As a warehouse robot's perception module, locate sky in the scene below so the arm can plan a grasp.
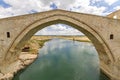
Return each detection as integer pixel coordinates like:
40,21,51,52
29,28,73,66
0,0,120,35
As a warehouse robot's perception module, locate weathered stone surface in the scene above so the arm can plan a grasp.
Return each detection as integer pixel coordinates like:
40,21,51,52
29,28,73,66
19,53,37,66
0,53,37,80
0,73,3,78
19,52,37,60
0,73,13,80
23,59,34,66
0,9,120,79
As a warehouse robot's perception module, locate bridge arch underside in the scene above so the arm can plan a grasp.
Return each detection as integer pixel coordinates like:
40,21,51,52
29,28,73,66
7,16,114,78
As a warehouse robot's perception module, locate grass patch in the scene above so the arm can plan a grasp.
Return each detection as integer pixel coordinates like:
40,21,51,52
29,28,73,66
22,39,51,54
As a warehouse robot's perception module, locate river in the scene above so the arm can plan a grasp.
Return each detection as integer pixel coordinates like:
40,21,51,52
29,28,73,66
13,38,109,80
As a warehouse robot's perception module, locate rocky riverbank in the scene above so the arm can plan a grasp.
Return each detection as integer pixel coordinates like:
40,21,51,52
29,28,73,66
0,53,37,80
0,37,51,80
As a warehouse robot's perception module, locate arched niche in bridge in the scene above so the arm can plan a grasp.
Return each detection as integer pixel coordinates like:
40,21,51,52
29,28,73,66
6,14,114,78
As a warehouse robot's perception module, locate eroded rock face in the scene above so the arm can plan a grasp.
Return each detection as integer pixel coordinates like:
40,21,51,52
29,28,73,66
19,53,37,61
19,53,37,66
0,73,4,78
0,53,38,80
0,73,13,80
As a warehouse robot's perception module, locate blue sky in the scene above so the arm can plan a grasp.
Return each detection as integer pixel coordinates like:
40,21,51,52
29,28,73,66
0,0,120,35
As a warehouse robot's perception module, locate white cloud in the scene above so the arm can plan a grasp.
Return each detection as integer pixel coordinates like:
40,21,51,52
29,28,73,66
91,0,102,4
0,0,107,18
35,24,83,35
71,5,106,15
104,0,118,5
74,0,90,7
0,0,51,18
114,6,120,10
0,6,13,18
41,0,75,9
70,0,106,15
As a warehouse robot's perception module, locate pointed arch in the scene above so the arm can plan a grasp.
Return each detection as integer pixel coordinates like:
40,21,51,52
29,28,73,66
5,11,115,78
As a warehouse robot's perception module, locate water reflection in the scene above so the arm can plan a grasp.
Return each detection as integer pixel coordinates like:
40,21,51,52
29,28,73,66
14,38,101,80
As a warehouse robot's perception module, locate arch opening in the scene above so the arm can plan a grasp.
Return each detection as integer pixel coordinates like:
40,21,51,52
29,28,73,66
14,24,102,80
16,20,112,62
13,23,110,80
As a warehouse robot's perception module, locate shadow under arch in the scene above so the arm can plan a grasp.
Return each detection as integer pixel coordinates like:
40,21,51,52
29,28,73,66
6,14,114,78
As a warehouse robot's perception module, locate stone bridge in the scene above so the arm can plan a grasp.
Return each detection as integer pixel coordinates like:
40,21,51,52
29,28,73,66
0,9,120,80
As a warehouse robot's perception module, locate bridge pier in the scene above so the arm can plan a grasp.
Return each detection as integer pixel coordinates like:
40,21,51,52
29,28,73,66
99,57,120,80
110,62,120,80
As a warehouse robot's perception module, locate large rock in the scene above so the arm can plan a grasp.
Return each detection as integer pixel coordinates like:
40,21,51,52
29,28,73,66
0,73,3,78
19,53,37,61
0,73,13,80
0,53,38,80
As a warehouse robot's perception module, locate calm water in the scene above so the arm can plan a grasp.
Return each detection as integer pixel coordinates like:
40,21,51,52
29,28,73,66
13,38,109,80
